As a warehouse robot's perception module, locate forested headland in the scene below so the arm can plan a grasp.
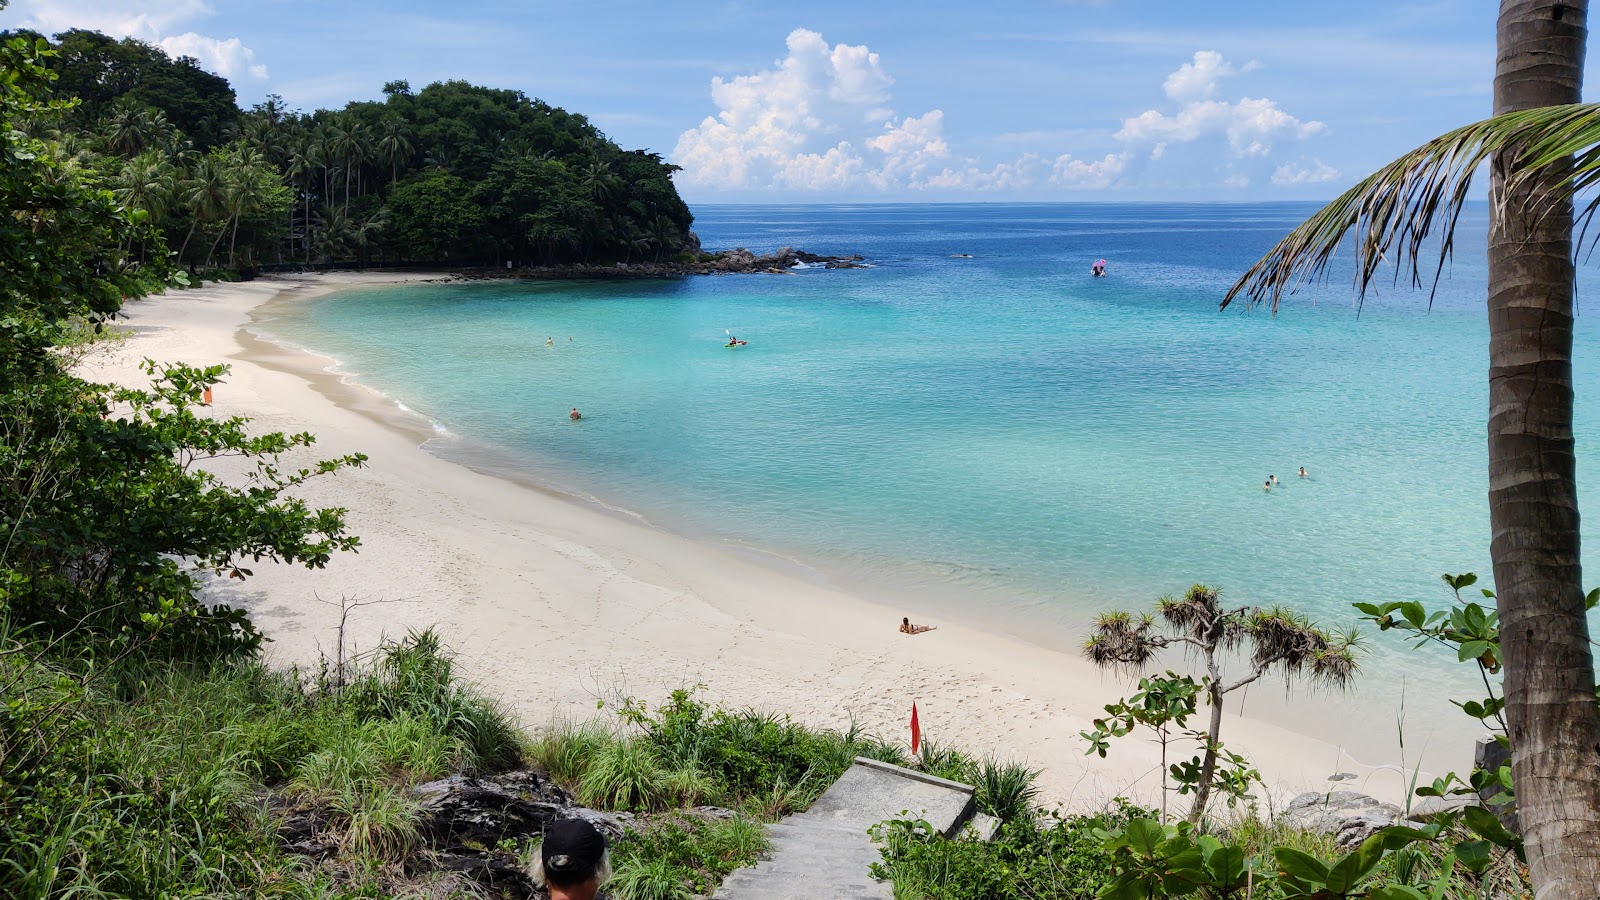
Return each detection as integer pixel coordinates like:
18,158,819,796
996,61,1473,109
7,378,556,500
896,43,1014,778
2,27,697,273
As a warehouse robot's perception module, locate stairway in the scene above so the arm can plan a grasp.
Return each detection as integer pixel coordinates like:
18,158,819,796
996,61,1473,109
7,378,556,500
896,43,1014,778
712,757,996,900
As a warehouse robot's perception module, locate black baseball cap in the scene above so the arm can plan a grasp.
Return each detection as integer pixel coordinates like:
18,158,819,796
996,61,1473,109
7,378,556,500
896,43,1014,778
542,818,607,885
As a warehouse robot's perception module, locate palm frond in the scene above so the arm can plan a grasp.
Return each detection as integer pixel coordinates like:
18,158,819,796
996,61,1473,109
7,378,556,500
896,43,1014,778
1224,102,1600,313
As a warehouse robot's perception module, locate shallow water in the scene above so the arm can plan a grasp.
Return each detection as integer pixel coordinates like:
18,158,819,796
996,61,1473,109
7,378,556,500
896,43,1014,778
262,202,1600,745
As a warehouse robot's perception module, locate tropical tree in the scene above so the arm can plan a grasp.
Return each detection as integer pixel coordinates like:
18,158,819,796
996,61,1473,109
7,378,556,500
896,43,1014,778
1083,585,1359,823
177,152,228,265
376,116,411,186
1224,2,1600,892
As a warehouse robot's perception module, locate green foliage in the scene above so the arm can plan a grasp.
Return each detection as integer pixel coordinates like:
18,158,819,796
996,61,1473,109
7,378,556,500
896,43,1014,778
0,630,523,897
1354,572,1553,835
1084,586,1356,824
872,808,1145,900
609,816,769,900
2,360,366,658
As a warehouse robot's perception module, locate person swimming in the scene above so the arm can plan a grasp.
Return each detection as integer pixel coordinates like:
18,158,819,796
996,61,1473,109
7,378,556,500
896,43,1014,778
900,616,936,635
1269,474,1279,486
547,337,554,346
1263,479,1272,492
1298,466,1308,478
569,407,581,420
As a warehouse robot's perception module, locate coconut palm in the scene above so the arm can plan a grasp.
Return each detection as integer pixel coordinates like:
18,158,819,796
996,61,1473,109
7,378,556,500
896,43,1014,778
375,117,411,186
581,159,618,201
178,155,229,266
327,118,369,212
101,98,169,156
1224,2,1600,891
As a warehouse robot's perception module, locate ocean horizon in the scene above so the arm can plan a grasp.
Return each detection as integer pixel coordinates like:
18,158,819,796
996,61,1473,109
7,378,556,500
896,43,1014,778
257,201,1600,756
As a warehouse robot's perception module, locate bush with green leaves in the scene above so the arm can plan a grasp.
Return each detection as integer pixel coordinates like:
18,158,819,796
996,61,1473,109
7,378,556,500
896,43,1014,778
608,815,769,900
871,805,1148,900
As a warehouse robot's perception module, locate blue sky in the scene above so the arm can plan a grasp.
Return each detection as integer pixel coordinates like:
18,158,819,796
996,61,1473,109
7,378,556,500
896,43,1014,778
8,1,1527,202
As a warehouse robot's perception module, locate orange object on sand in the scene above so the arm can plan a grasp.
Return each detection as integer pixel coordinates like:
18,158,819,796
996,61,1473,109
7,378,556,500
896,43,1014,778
910,702,921,756
202,387,213,406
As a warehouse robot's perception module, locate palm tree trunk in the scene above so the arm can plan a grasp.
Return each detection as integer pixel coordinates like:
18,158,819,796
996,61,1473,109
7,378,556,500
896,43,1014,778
203,219,229,270
1489,3,1600,895
177,218,200,265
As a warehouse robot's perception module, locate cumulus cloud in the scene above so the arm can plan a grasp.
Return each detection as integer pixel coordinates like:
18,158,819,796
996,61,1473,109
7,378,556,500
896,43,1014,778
158,33,268,81
13,0,269,81
1271,158,1340,186
674,29,1123,194
1117,52,1320,158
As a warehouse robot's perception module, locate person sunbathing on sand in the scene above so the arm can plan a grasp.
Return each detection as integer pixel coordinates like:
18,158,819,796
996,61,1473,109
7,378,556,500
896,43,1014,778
900,616,936,635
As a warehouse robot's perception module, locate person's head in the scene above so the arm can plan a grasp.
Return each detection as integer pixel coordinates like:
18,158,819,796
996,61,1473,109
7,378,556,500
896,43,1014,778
902,616,910,626
530,819,611,898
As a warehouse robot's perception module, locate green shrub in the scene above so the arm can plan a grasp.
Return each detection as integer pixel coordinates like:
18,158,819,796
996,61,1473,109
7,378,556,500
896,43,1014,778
609,816,769,899
337,783,422,864
580,739,673,812
528,720,617,790
608,853,694,900
971,759,1042,822
872,807,1147,900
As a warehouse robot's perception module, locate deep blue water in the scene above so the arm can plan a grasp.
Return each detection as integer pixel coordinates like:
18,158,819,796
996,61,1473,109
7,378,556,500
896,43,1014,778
261,202,1600,714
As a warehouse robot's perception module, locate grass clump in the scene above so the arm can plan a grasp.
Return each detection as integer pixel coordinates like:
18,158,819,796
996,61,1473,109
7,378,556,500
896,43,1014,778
0,627,523,899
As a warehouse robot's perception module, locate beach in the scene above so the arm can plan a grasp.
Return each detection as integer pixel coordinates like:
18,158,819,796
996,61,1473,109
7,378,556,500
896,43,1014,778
81,271,1429,812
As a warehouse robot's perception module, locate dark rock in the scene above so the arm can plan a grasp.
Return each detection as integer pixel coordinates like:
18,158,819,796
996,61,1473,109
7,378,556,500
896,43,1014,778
412,772,571,849
276,805,338,858
1278,791,1401,849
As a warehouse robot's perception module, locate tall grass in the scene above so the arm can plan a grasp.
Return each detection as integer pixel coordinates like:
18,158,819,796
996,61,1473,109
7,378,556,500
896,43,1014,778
0,627,525,899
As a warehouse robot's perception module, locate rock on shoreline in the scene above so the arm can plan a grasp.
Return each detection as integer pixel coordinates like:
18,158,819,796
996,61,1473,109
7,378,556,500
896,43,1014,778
453,246,867,281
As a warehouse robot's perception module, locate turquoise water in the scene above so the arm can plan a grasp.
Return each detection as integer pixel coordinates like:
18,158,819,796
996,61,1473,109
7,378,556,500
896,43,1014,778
263,203,1600,705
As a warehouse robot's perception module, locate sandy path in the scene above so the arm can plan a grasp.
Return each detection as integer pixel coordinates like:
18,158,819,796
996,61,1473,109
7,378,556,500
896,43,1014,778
80,272,1432,813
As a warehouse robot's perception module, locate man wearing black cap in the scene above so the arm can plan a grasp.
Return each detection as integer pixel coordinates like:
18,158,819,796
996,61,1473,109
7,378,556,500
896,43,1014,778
529,818,611,900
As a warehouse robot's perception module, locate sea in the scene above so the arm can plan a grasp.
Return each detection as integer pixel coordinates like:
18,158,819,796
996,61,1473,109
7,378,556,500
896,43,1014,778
259,202,1600,756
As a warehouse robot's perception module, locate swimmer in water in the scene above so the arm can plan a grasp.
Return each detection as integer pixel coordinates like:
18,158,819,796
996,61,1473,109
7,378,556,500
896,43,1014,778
547,337,554,346
1298,466,1308,479
569,407,581,420
1263,479,1272,492
1270,474,1279,486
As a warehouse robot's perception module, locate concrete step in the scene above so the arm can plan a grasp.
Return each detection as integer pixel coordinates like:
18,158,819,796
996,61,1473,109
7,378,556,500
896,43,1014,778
712,757,980,900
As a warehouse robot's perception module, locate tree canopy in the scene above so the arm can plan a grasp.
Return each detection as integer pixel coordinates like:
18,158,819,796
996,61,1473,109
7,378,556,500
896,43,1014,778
4,28,697,273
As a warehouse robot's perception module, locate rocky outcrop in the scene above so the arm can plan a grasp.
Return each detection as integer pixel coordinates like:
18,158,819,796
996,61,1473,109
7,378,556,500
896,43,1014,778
276,769,631,899
452,246,867,281
1277,791,1401,850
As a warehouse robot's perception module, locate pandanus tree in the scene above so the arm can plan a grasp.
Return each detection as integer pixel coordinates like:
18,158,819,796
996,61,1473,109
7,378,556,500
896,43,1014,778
1223,2,1600,893
1083,586,1359,824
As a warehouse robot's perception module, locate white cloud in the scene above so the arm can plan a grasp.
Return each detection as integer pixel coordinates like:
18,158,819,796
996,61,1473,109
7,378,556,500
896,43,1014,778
1271,158,1340,185
674,29,1125,195
14,0,268,81
159,33,268,81
1117,52,1320,158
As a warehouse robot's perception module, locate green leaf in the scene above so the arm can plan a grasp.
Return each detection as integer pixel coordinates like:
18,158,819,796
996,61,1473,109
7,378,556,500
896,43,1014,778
1457,640,1489,663
1273,848,1330,884
1587,587,1599,610
1123,819,1166,857
1203,844,1247,889
1454,839,1493,874
1463,806,1522,853
1324,840,1383,892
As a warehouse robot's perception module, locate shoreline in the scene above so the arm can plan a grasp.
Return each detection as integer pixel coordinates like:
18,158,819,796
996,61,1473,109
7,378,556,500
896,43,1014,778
84,272,1453,811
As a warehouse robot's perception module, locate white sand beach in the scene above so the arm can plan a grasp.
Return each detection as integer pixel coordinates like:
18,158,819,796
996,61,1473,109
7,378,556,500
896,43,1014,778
81,272,1430,812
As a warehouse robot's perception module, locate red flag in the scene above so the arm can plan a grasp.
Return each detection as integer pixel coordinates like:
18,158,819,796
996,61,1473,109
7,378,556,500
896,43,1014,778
910,702,921,757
